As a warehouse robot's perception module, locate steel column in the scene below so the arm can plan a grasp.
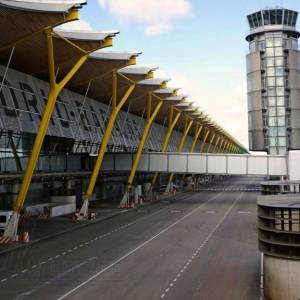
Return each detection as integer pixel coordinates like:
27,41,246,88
4,29,88,238
152,106,182,185
126,93,164,191
190,125,203,153
200,129,210,153
78,70,136,217
167,117,194,186
207,133,216,153
212,136,221,153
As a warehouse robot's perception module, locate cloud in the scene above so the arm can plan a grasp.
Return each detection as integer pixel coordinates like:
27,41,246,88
98,0,191,35
55,20,93,31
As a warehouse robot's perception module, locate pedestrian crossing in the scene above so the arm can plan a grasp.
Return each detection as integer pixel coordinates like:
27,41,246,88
199,187,260,192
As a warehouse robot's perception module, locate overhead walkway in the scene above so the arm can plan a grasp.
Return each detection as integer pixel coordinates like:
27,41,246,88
101,152,287,177
100,150,300,179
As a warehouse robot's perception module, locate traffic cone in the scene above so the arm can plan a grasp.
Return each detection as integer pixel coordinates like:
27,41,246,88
20,232,29,244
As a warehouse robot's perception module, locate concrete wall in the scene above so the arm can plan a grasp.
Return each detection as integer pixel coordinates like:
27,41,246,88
288,50,300,149
247,51,265,151
264,255,300,300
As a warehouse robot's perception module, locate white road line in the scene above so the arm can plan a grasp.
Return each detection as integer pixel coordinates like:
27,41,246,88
21,269,28,273
57,192,223,300
32,265,37,269
11,274,18,278
159,190,245,298
1,278,7,282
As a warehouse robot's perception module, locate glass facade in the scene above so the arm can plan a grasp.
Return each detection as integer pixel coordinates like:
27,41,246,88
263,33,288,154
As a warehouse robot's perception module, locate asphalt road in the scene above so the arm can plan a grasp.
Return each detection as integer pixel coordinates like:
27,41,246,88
0,176,261,300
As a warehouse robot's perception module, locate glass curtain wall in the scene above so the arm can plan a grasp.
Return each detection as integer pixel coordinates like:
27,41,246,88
263,33,287,154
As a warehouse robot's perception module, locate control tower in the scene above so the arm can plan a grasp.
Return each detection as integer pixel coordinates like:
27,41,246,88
246,8,300,155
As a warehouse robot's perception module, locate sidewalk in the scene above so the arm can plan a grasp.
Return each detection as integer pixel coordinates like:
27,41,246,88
0,190,182,256
0,207,128,255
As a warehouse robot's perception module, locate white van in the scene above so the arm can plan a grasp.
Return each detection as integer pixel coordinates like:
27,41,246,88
0,211,13,233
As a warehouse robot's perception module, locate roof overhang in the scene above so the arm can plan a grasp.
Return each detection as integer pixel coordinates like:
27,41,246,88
67,51,141,103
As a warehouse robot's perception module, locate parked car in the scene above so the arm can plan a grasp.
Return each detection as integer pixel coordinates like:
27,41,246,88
0,211,13,234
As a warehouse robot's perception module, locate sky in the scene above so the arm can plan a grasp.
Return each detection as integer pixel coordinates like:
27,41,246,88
59,0,300,149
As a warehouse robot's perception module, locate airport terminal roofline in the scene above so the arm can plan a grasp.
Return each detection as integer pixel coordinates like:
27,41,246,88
0,0,86,12
0,0,248,153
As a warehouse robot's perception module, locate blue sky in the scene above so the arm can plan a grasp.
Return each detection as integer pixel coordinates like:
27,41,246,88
66,0,300,148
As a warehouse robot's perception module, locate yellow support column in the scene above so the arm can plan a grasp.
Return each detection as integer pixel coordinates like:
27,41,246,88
200,129,210,153
121,93,164,205
226,142,231,153
218,139,225,153
207,133,216,153
212,136,221,153
78,70,136,217
152,106,182,185
190,125,203,153
223,140,229,152
4,29,89,238
167,116,194,189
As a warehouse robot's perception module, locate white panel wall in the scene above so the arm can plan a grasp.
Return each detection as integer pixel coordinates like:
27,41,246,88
187,155,206,173
248,156,268,175
268,156,287,176
207,156,227,174
102,152,289,177
169,154,187,172
288,151,300,180
228,156,247,175
149,153,168,172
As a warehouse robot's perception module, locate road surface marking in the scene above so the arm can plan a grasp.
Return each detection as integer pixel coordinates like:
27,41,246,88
159,191,245,299
57,192,224,300
11,274,18,278
16,257,97,300
1,278,7,282
21,269,28,273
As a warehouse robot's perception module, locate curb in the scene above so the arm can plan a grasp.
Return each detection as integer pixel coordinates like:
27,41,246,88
0,209,129,256
0,190,188,256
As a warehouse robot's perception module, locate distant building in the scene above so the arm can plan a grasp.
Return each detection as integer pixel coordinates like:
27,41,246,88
246,8,300,154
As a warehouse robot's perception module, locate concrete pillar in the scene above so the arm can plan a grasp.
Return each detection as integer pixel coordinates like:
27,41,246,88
264,255,300,300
